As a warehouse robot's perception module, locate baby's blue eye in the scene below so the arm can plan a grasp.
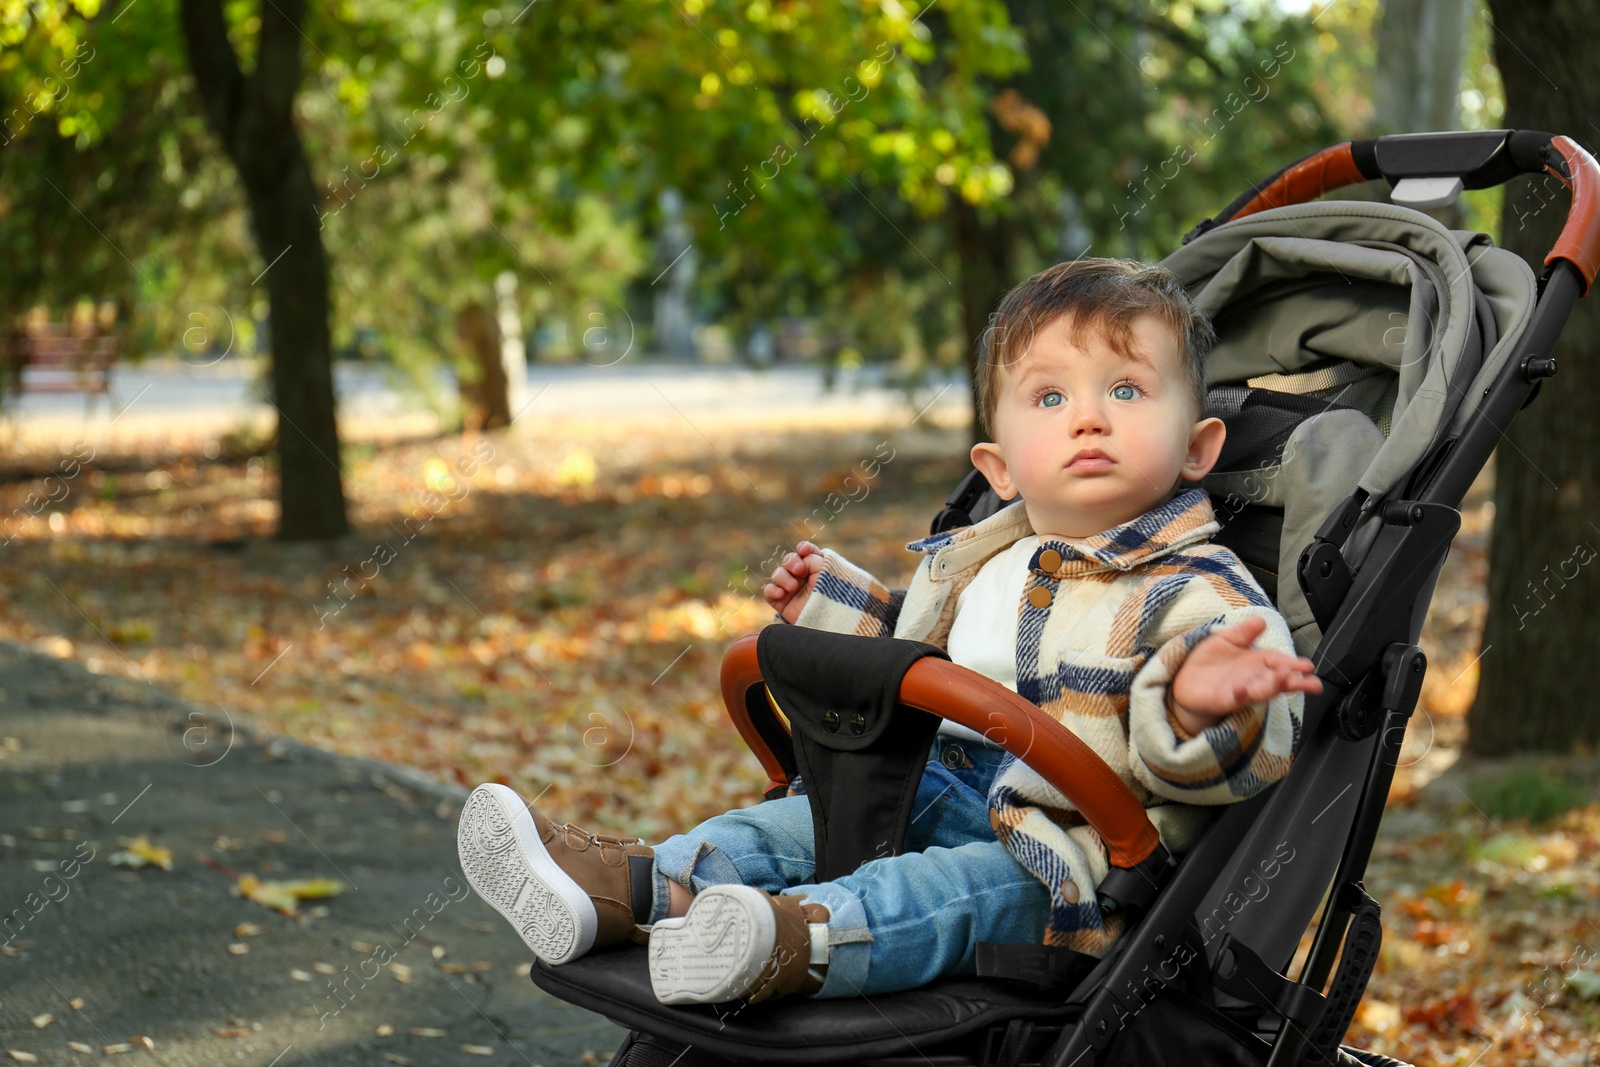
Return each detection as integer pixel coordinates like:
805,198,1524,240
1111,383,1139,401
1039,391,1064,408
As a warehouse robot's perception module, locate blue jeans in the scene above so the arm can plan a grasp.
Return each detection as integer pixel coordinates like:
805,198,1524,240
648,736,1053,998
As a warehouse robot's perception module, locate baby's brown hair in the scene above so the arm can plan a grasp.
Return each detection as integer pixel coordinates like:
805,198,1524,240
975,258,1216,439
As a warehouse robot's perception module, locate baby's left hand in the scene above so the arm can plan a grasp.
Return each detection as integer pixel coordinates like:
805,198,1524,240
1169,616,1323,736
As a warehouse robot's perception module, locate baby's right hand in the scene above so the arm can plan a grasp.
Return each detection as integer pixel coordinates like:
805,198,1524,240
764,542,826,624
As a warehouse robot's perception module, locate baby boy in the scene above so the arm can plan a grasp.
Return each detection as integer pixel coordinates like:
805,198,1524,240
457,257,1322,1007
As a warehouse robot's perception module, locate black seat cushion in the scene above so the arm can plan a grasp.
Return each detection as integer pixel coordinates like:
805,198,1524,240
529,945,1072,1064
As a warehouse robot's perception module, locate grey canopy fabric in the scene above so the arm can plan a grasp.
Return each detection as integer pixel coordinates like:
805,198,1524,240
1160,200,1538,656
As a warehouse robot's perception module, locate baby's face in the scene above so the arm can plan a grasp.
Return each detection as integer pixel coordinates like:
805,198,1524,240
970,312,1225,539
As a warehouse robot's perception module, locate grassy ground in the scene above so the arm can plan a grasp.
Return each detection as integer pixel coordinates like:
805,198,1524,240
2,412,1596,1065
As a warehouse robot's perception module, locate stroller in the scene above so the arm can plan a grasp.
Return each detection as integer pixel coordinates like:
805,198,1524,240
524,129,1600,1067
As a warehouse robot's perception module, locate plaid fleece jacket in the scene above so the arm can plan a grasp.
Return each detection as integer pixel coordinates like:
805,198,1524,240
786,486,1303,954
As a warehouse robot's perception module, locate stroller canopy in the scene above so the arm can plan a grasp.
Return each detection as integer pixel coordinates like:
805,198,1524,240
1160,199,1538,656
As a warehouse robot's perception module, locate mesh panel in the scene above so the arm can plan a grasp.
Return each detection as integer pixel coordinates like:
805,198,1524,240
1208,390,1351,474
1208,362,1395,474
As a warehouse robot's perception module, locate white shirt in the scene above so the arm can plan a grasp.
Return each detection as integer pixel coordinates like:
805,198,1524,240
938,534,1041,745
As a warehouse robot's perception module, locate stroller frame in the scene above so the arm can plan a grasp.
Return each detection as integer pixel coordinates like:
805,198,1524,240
526,129,1600,1067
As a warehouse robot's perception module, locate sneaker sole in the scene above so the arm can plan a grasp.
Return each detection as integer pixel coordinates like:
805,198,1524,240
648,884,776,1004
457,783,597,965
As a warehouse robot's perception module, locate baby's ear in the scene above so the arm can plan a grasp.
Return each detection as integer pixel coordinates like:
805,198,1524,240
1181,417,1227,482
969,442,1017,500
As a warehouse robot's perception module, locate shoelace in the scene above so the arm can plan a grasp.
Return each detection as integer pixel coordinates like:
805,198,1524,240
559,822,645,850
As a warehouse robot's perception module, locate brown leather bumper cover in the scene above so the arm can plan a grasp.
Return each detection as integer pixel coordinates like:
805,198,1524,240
720,633,1164,869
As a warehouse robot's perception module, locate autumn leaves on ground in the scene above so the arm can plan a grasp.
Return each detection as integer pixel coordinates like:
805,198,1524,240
1,413,1596,1066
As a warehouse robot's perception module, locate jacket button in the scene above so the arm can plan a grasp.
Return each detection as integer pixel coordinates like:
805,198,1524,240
1038,549,1062,572
823,710,840,732
1028,586,1053,609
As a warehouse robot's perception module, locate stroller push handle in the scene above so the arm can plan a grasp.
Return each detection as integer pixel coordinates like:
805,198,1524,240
1186,129,1600,295
719,633,1165,869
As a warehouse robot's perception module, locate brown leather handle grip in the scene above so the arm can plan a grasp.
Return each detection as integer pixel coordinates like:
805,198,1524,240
720,633,1164,869
1544,135,1600,295
1224,134,1600,297
1230,142,1368,221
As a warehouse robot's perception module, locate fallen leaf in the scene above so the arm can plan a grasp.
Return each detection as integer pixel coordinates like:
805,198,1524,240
1399,897,1434,920
1403,989,1480,1035
234,922,264,937
375,1024,394,1037
67,1042,93,1053
27,1015,50,1029
409,1027,446,1038
214,1029,250,1038
1411,920,1468,948
109,835,173,871
101,1044,132,1055
1356,999,1399,1033
462,1045,494,1056
6,1053,38,1063
227,942,250,955
234,874,346,916
384,1055,414,1066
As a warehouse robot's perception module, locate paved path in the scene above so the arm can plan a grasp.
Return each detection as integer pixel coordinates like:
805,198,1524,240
7,359,965,425
0,641,625,1066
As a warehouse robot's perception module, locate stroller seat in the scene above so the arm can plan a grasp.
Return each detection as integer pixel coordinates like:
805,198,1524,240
526,129,1600,1067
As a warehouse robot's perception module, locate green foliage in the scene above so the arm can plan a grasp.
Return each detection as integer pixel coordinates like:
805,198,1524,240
1467,765,1588,825
4,0,1508,399
0,0,257,356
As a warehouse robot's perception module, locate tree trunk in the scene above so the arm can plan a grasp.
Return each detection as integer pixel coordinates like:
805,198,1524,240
1373,0,1468,136
1467,0,1600,754
455,298,511,432
179,0,348,540
952,197,1017,450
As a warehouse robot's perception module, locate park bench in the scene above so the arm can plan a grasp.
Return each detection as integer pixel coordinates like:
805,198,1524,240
1,323,117,413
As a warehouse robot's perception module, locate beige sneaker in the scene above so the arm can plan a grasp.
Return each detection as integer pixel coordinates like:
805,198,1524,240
457,783,654,964
647,884,829,1005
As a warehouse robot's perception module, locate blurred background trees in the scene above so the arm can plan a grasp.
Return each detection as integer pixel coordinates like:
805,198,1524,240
8,0,1598,762
5,0,1422,537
